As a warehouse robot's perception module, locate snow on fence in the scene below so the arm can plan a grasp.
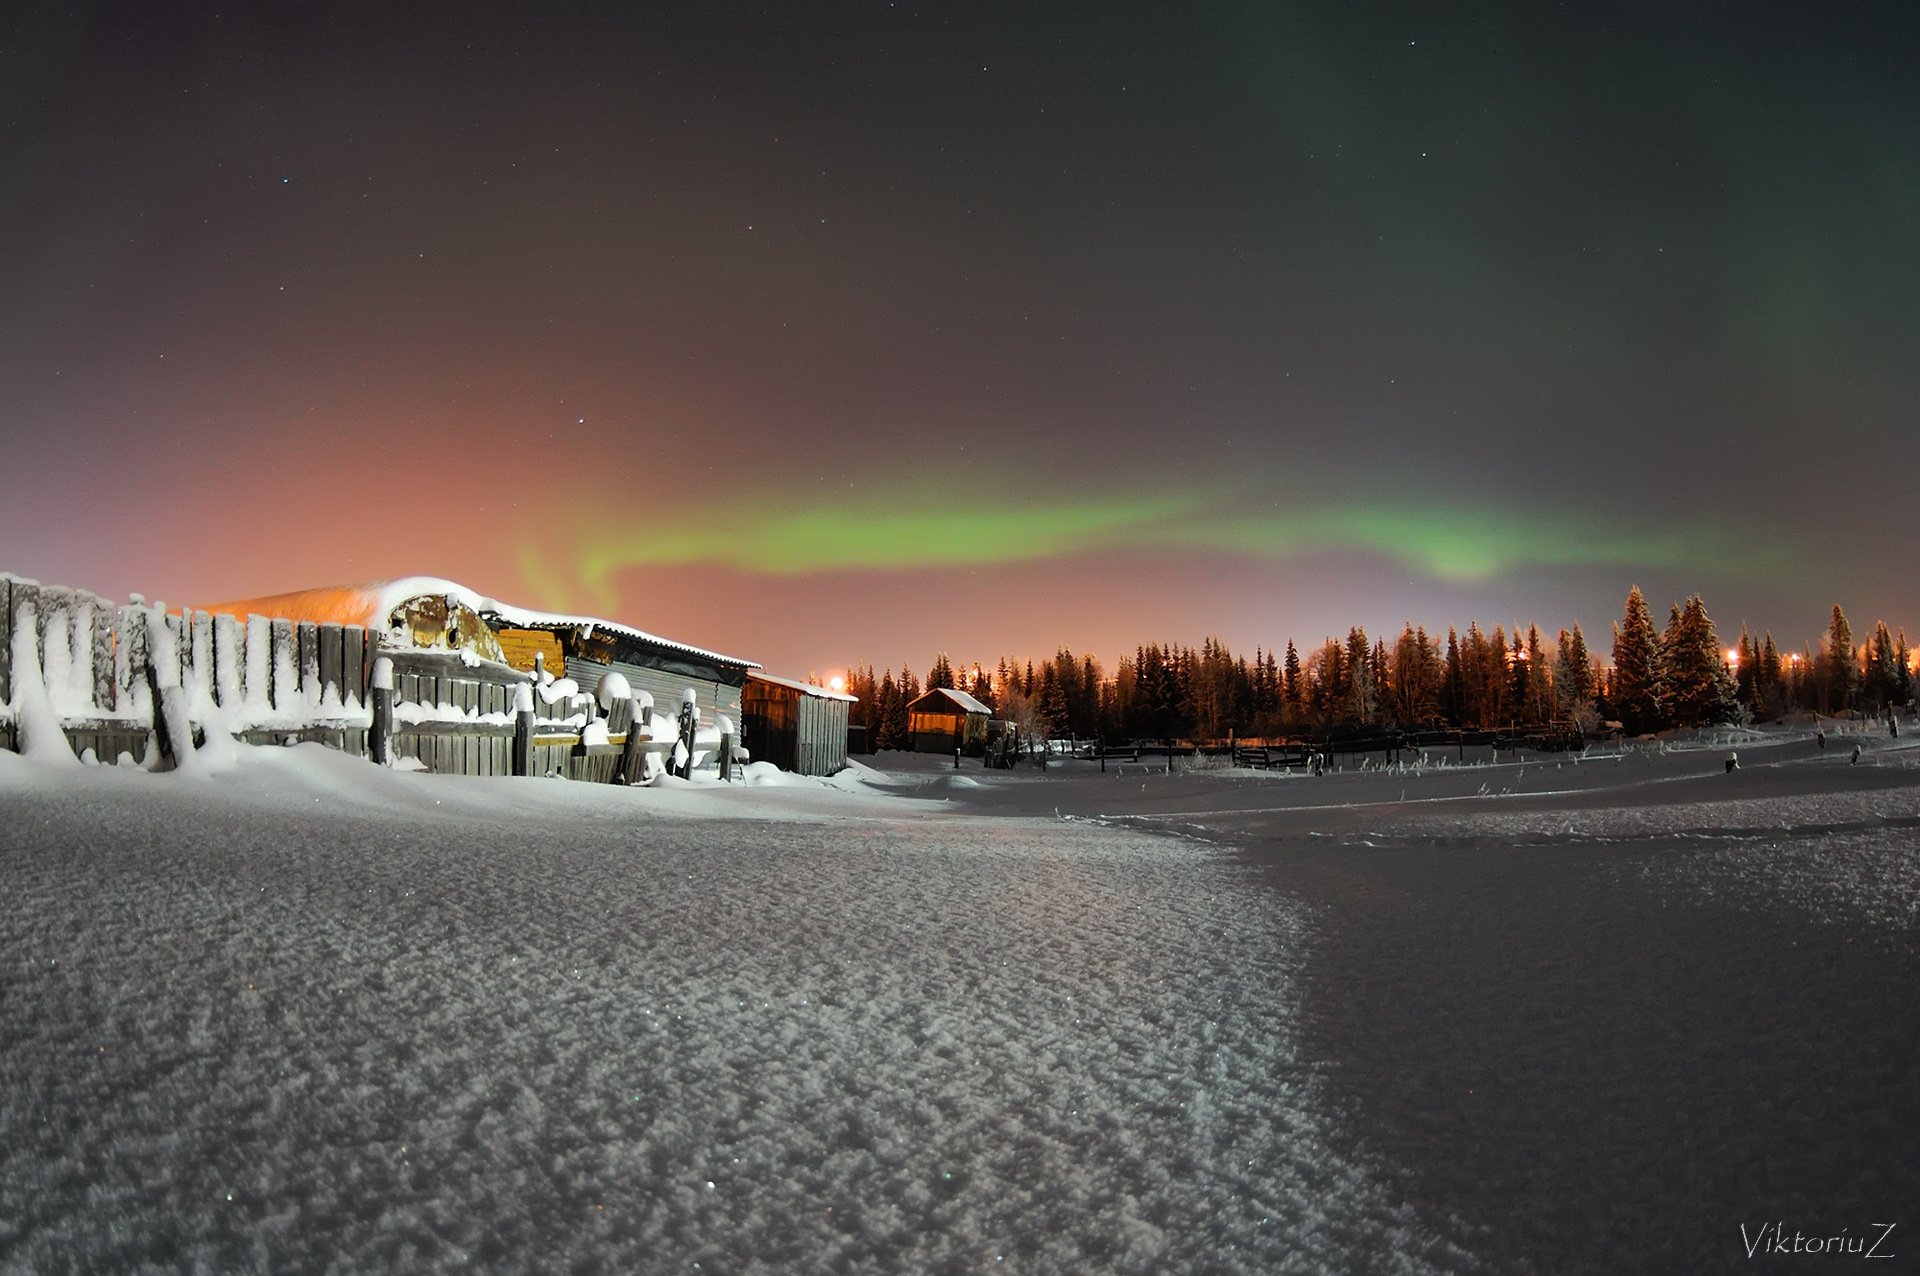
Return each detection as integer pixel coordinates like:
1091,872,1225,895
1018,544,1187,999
1,573,735,782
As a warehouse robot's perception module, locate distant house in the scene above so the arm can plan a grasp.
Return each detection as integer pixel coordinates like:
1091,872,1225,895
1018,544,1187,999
741,673,856,776
907,686,991,755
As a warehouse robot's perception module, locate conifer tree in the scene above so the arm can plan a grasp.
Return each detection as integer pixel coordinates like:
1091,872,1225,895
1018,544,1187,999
1371,638,1392,723
969,664,994,711
1734,627,1757,714
1825,605,1857,714
1080,654,1102,736
1663,595,1740,726
1523,625,1553,724
1757,633,1785,718
1554,626,1596,719
926,653,955,691
1282,640,1303,726
850,664,878,731
1344,628,1376,725
874,670,901,750
1610,586,1666,733
1864,621,1899,709
1036,662,1067,737
1442,627,1465,726
1386,624,1438,728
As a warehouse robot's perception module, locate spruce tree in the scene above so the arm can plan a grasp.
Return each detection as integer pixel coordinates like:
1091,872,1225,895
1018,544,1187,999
1610,586,1666,733
969,665,994,711
1282,640,1303,725
1825,605,1858,714
875,670,901,750
1758,633,1785,719
1344,628,1375,726
1734,627,1757,715
1664,595,1740,726
1524,625,1552,724
1865,622,1899,709
1554,625,1596,719
1442,628,1465,726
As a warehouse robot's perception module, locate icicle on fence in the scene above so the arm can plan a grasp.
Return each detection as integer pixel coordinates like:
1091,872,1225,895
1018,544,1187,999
0,573,716,782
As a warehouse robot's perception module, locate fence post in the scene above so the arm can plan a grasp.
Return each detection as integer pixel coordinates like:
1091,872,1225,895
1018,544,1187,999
676,689,697,779
511,682,535,777
719,730,735,782
144,606,195,772
618,696,652,785
369,657,394,765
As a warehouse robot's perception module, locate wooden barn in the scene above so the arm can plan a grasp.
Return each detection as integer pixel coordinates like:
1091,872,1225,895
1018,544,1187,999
740,673,855,776
907,686,991,755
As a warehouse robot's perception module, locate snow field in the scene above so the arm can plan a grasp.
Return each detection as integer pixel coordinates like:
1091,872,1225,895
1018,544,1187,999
0,754,1468,1274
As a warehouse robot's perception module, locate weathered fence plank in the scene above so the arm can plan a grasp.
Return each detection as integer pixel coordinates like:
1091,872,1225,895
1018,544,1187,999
342,626,364,708
189,611,213,709
319,623,344,708
212,614,240,708
91,603,116,712
146,608,193,770
245,617,269,715
0,575,14,709
116,602,144,719
297,622,321,701
371,657,394,765
270,619,296,713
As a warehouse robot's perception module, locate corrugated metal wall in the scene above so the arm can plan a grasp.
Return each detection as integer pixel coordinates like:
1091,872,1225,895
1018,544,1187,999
566,657,743,730
795,694,850,775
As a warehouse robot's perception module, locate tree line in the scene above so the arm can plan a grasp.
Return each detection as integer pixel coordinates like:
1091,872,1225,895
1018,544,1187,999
843,590,1914,748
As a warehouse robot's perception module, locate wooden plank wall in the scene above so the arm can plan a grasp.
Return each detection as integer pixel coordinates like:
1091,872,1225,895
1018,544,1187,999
386,654,526,778
2,573,674,785
0,576,391,767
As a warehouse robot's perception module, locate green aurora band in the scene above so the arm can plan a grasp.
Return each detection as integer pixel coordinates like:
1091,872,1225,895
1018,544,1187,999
519,490,1797,614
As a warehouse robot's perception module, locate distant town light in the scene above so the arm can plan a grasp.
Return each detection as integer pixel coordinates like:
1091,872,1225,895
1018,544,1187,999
828,674,846,693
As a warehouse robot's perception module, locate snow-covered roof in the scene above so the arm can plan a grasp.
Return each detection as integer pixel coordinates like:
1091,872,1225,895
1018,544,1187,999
910,686,992,716
195,577,760,671
748,671,858,703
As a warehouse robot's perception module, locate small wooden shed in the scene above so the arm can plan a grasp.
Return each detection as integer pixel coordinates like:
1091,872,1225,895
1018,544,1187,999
741,673,855,776
907,686,991,755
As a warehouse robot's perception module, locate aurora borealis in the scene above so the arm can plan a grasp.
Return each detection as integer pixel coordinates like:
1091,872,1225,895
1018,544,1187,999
4,3,1916,676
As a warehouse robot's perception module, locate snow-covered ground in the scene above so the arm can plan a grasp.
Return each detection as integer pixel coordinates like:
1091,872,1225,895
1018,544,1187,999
5,726,1915,1272
0,747,1469,1274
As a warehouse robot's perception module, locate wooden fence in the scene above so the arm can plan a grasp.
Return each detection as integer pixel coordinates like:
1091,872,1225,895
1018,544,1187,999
1,573,725,782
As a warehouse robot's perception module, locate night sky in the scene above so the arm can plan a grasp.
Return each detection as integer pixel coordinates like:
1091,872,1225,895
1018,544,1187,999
5,3,1916,678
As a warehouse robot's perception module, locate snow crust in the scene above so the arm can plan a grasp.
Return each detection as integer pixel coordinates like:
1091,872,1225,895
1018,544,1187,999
10,724,1910,1270
0,746,1463,1272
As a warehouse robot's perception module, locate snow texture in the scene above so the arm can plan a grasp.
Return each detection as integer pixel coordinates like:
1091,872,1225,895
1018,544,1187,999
596,672,632,709
0,747,1462,1273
